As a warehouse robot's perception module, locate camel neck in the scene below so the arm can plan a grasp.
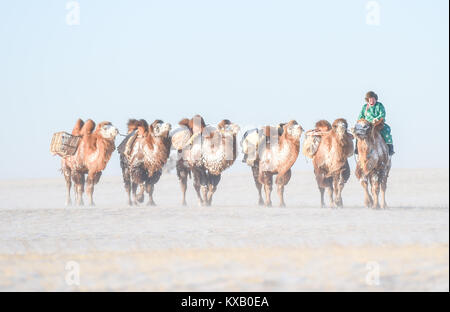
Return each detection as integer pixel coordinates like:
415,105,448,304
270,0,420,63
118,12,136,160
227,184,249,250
94,136,115,171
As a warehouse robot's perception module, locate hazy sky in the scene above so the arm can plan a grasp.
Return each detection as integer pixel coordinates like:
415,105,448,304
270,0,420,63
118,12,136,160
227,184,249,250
0,0,448,179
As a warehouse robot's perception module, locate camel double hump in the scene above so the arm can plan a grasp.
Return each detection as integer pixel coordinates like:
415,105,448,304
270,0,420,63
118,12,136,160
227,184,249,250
308,119,354,208
173,115,240,206
118,119,172,206
241,120,304,207
61,119,119,206
54,117,391,209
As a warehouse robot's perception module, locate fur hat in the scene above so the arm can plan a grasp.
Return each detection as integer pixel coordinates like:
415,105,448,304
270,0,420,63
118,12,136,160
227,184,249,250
365,91,378,102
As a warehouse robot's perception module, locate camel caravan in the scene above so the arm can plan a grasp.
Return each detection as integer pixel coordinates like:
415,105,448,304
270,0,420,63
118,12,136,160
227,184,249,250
50,91,394,209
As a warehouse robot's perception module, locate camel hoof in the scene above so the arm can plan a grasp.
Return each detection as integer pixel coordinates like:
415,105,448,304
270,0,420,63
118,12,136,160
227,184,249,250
279,203,286,208
147,201,156,206
65,201,72,207
265,203,272,208
181,201,187,206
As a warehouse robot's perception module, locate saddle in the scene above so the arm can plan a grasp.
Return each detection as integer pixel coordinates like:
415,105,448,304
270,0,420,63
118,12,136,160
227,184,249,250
302,129,323,159
117,130,138,158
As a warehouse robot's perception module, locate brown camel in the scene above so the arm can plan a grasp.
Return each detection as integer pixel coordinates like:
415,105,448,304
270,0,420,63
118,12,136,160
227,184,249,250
174,115,240,206
243,120,303,207
61,119,118,206
124,119,172,206
353,118,391,209
311,119,354,208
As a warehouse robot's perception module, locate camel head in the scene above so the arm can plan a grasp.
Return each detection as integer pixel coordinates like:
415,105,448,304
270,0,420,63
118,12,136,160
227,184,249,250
218,119,240,136
127,119,139,134
95,121,118,140
315,120,332,132
283,120,303,141
353,119,372,140
151,119,172,138
332,118,349,137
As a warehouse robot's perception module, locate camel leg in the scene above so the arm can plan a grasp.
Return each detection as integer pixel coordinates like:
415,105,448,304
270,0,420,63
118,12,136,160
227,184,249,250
371,175,381,209
360,178,373,208
335,162,350,208
86,172,101,206
121,156,132,206
72,173,85,206
277,184,285,208
206,184,215,206
276,169,291,208
380,182,387,209
63,167,72,206
193,180,203,205
259,171,273,207
252,165,264,206
200,185,208,206
335,183,344,208
136,184,145,203
179,175,188,206
192,168,206,206
131,182,139,206
263,184,272,207
176,159,189,206
124,179,132,206
319,187,325,208
315,168,331,208
333,176,344,208
380,173,388,209
199,170,209,206
146,183,156,206
326,186,334,208
206,174,221,206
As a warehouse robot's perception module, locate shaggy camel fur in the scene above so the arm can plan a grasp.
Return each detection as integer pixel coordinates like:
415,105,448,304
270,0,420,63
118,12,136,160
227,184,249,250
175,115,240,206
244,120,303,207
353,118,391,209
120,119,172,206
312,118,354,208
62,119,118,206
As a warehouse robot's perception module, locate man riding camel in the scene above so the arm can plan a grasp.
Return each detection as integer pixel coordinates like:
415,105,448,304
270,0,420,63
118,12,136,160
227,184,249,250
355,91,394,156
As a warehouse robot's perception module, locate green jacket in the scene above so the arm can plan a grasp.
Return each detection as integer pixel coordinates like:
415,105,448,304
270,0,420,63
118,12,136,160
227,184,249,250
358,101,386,122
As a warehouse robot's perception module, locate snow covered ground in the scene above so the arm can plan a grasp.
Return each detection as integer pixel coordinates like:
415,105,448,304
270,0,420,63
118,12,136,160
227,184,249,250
0,168,448,291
